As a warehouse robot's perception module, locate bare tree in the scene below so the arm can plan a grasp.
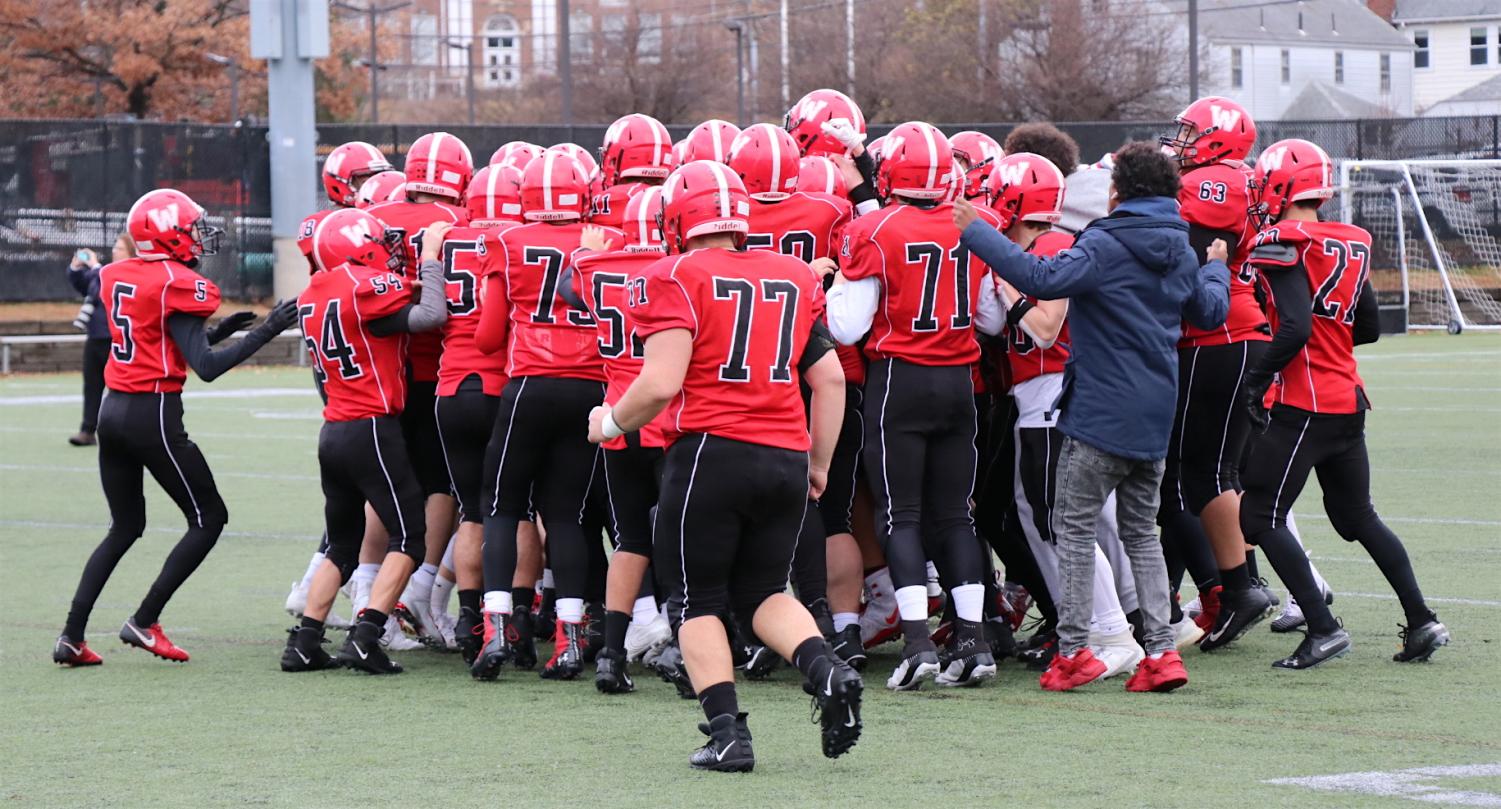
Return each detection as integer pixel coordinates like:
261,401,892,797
576,8,734,125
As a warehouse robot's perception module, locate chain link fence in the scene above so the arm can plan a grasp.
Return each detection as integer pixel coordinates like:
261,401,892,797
4,115,1498,302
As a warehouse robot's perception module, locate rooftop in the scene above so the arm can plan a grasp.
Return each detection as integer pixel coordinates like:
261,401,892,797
1392,0,1501,23
1166,0,1416,48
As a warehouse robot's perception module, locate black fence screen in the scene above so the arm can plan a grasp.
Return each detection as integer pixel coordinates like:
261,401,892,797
3,115,1498,302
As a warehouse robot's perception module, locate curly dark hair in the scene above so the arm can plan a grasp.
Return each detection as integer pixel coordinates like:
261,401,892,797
1002,123,1080,179
1111,142,1181,201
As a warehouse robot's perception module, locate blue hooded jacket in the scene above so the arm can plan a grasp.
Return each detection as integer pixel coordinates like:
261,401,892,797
961,196,1230,460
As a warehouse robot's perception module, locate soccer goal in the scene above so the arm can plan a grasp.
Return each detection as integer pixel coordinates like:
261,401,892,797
1333,159,1501,333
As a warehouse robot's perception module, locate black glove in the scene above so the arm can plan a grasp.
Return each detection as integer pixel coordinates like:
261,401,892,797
207,311,257,345
258,299,299,336
1240,373,1273,435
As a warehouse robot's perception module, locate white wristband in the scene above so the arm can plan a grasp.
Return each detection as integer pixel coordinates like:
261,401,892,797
602,409,625,439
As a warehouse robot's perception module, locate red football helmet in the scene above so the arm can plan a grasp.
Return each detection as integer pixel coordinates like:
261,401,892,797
728,124,801,201
985,152,1066,231
1161,96,1257,168
1252,138,1335,228
521,151,592,222
309,208,407,274
672,138,690,166
796,155,847,198
297,209,334,273
601,114,675,185
683,119,741,164
323,141,393,207
659,160,751,253
950,131,1004,201
876,122,954,202
622,186,666,253
404,132,474,200
490,141,542,170
466,165,525,225
547,143,598,180
866,135,888,162
127,188,221,262
785,88,866,157
355,171,407,209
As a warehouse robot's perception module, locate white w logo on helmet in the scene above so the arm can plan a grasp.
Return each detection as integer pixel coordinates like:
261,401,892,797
146,203,182,232
995,160,1031,188
799,98,828,121
325,150,346,176
1259,146,1288,173
338,217,374,246
1209,105,1241,133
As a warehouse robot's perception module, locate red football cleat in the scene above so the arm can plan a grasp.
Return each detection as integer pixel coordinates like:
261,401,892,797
1039,647,1107,691
930,620,954,648
53,635,102,667
1126,650,1189,693
1193,586,1223,634
119,619,190,662
997,583,1032,631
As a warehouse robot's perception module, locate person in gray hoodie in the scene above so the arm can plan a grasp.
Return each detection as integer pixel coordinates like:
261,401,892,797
953,142,1230,692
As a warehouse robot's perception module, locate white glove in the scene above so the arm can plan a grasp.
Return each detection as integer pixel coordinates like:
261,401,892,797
821,120,865,153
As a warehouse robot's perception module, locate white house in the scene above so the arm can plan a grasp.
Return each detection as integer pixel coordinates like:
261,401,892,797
1386,0,1501,113
1170,0,1416,120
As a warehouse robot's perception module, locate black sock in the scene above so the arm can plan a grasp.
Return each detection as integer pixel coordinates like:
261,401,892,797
300,616,325,633
792,636,836,683
900,619,933,651
512,587,534,613
605,610,630,653
458,589,481,614
1220,563,1251,593
1170,594,1184,624
955,618,984,647
360,609,388,634
698,681,739,723
1255,529,1338,634
1245,550,1260,580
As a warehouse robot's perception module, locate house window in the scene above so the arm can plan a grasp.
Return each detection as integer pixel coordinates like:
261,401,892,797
1230,47,1243,88
1413,29,1429,68
1280,49,1290,84
1334,51,1343,83
1380,52,1391,92
411,14,437,65
1474,27,1490,66
639,12,662,63
482,15,520,87
571,11,592,62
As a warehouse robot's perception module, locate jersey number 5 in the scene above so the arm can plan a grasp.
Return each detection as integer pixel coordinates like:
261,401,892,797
110,283,137,362
714,277,800,383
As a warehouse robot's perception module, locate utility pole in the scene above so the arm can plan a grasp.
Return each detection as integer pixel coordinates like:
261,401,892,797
1188,0,1200,102
747,21,759,121
976,0,987,85
726,20,747,126
779,0,789,113
446,39,476,124
559,0,573,127
332,0,411,124
206,53,240,123
845,0,854,96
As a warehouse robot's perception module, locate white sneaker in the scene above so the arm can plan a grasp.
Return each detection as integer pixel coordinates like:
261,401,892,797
398,582,435,638
1089,629,1145,680
381,614,423,651
1183,596,1203,621
859,570,900,649
285,580,308,618
624,612,672,662
428,609,458,651
1172,616,1205,649
1271,595,1306,633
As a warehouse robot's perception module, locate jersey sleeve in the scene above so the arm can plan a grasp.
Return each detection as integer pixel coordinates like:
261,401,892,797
837,218,882,282
164,267,221,318
354,271,413,320
631,263,696,339
1248,224,1310,272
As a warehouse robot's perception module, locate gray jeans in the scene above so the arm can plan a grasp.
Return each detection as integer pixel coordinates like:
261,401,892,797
1053,436,1174,656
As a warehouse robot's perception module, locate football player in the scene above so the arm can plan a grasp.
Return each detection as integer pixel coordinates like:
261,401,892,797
54,189,296,667
785,89,866,158
797,155,848,198
949,130,1004,202
590,113,675,229
355,171,406,209
467,151,623,681
586,160,861,772
571,188,674,693
490,140,542,170
1238,139,1448,668
680,119,741,164
825,122,1004,691
280,208,450,673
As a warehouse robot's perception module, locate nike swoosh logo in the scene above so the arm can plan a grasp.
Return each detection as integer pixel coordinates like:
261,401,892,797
1206,610,1237,642
128,623,157,648
58,641,80,654
823,668,834,697
844,707,857,728
354,642,370,660
715,741,736,762
296,649,311,664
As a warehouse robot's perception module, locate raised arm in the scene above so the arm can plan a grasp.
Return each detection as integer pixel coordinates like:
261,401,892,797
168,300,297,382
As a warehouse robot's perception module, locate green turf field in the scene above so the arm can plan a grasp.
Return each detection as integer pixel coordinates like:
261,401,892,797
2,334,1498,808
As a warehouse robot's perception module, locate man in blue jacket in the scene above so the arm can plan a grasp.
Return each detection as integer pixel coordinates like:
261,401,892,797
954,142,1230,693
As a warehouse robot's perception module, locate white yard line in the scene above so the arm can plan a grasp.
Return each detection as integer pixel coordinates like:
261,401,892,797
0,519,315,542
0,462,317,482
0,387,317,406
1266,762,1501,807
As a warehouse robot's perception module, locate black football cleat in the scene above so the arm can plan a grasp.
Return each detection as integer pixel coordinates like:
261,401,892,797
280,627,338,673
807,598,836,639
811,661,864,759
508,606,538,670
1394,616,1450,663
456,606,483,665
594,647,635,694
650,641,697,699
740,643,780,680
830,625,867,671
1018,628,1057,671
469,612,510,681
986,618,1018,659
540,620,584,680
1199,585,1277,652
337,625,403,674
1273,626,1351,670
884,642,941,691
581,602,605,664
689,713,755,773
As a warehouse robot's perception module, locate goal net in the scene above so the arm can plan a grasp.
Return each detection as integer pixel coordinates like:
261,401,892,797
1332,159,1501,333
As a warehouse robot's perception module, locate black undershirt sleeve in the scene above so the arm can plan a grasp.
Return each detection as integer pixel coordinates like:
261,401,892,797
1351,279,1381,346
370,261,447,337
1247,261,1313,381
168,314,277,383
797,320,837,375
1187,224,1239,265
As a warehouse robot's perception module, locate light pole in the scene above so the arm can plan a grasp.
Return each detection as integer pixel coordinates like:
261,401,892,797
332,0,412,124
725,20,746,127
205,52,240,123
445,39,476,124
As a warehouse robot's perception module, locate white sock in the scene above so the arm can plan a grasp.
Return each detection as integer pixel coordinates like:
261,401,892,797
833,612,859,632
409,563,438,601
924,560,943,597
484,590,512,615
299,552,326,589
951,583,984,623
895,585,928,622
431,573,456,614
631,596,659,625
352,562,379,587
542,568,555,589
440,534,457,569
1088,547,1131,637
556,597,585,623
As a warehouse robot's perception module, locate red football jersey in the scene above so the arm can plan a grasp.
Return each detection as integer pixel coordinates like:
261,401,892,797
632,248,820,452
437,223,516,397
1178,162,1269,347
1005,229,1073,387
1251,220,1373,414
366,198,468,382
745,191,863,385
589,181,648,229
839,202,1000,367
482,221,622,382
100,258,221,394
573,249,673,449
297,265,413,421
